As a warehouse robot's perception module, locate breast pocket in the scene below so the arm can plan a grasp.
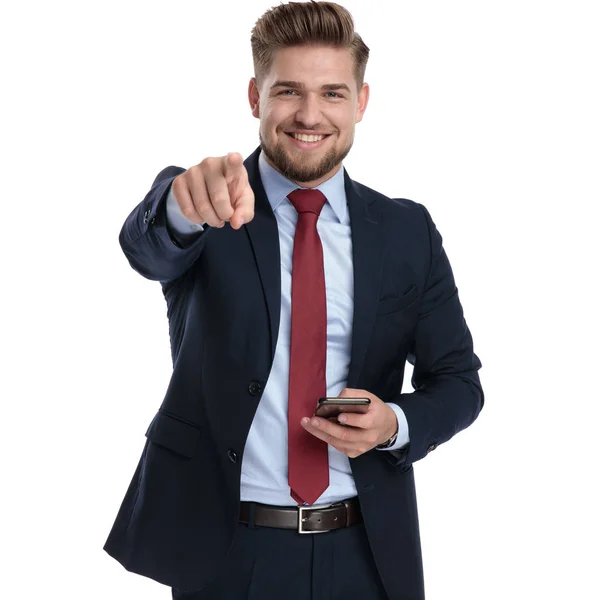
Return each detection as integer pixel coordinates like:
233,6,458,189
376,285,419,316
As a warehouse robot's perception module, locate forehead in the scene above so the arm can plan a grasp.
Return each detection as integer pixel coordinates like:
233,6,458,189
267,45,354,84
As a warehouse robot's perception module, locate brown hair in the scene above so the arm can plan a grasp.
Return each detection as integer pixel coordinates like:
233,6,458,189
250,1,370,92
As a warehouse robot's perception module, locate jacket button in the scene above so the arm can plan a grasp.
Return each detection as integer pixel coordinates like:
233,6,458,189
143,209,150,223
248,381,262,395
228,450,238,463
427,443,438,454
150,217,156,226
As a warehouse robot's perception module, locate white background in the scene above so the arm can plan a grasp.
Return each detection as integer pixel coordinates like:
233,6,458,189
2,0,599,598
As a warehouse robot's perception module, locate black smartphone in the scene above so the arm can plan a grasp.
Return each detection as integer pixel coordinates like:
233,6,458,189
314,397,371,419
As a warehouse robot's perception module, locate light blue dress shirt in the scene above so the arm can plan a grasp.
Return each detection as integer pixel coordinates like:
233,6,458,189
165,150,410,506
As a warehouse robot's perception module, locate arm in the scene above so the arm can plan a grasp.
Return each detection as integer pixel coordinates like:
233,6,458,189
384,204,484,467
118,166,213,282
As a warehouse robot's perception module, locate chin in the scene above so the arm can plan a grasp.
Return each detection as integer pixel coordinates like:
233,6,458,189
260,130,348,183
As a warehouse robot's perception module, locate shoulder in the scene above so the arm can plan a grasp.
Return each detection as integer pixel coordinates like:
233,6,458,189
350,178,432,229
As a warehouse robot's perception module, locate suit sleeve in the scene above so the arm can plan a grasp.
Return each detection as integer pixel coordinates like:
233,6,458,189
385,203,484,467
118,166,213,282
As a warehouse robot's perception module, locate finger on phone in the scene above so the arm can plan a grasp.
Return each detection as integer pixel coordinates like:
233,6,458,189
337,412,366,428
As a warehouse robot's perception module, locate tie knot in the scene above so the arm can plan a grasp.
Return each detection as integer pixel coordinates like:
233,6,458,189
287,188,327,216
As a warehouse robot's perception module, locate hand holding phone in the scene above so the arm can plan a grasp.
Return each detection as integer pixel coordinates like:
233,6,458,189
314,397,371,420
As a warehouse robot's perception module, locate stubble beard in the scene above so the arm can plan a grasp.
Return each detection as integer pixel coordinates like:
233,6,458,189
259,130,353,184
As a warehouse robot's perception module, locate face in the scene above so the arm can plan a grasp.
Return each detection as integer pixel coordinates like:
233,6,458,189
248,44,369,188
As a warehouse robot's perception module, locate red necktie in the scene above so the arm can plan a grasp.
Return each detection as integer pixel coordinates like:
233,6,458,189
287,188,329,506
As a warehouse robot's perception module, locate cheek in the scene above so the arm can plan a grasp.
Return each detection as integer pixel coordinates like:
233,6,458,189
330,110,353,134
260,116,277,138
266,115,284,136
340,119,355,138
273,105,298,129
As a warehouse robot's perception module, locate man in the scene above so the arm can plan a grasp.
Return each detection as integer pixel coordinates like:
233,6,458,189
104,2,484,599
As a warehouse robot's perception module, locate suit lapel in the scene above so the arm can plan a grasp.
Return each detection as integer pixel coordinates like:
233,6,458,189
343,171,385,388
244,148,282,364
243,147,385,387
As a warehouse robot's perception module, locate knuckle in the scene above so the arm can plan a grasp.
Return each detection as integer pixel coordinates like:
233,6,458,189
212,195,231,208
194,202,212,216
200,158,222,176
200,156,218,168
180,204,198,219
185,167,204,187
186,164,202,180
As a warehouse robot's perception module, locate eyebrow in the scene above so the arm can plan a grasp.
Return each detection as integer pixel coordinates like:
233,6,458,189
270,80,351,93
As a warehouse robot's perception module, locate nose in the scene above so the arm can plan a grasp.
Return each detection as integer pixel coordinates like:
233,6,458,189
294,92,322,128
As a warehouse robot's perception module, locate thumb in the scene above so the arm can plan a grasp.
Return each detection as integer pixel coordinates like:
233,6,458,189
337,388,354,398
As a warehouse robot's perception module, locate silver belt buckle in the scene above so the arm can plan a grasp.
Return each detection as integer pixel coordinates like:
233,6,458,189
297,502,342,534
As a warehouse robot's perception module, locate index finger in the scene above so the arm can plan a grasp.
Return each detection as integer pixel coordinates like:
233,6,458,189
223,153,254,229
223,152,246,181
230,183,255,230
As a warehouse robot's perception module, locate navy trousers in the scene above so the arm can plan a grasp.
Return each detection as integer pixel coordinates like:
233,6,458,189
171,502,389,600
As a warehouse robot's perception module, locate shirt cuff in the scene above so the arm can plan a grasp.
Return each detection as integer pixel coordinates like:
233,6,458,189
376,403,410,451
165,184,206,241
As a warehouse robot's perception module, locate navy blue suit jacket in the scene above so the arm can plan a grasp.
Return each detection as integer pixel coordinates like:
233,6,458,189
103,146,483,599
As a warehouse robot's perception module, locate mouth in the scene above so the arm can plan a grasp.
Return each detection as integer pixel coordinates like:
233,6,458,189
284,132,333,150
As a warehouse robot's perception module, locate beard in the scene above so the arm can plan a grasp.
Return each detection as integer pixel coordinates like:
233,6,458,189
259,129,353,184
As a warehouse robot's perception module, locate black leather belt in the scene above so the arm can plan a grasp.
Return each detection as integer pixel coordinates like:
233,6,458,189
239,497,362,534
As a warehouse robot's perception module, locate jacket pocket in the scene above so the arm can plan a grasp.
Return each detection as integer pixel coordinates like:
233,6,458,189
145,410,203,458
376,285,419,316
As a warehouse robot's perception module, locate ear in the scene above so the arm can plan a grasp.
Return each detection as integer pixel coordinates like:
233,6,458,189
248,78,260,119
355,82,370,124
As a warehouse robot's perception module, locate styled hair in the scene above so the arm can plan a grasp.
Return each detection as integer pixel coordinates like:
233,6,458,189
250,1,370,91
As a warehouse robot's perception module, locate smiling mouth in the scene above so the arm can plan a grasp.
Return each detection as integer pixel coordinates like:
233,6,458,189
285,132,332,143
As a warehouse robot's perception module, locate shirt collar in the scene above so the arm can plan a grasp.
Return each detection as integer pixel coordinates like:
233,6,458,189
258,149,347,222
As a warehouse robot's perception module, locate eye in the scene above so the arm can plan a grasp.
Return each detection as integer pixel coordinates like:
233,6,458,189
326,92,344,98
280,89,297,95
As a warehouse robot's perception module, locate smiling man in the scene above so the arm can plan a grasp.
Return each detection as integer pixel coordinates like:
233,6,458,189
253,45,367,187
104,3,484,600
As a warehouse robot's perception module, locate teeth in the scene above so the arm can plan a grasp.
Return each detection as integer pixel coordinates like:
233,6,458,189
291,133,325,142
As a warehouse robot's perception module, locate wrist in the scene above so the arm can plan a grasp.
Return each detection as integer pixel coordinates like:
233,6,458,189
376,410,399,449
376,430,398,449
